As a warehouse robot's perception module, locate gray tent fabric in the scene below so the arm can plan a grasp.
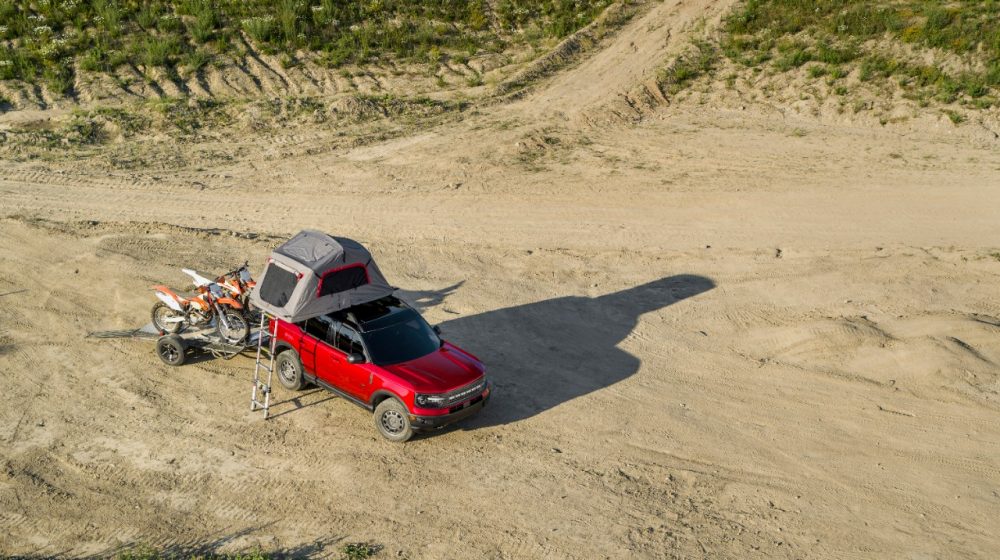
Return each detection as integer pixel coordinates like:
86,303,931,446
249,230,394,322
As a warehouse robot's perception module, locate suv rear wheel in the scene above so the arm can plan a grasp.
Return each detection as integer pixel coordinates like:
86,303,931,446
374,398,413,442
275,349,306,391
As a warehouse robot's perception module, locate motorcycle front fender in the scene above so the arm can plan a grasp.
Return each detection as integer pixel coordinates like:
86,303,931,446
216,297,243,309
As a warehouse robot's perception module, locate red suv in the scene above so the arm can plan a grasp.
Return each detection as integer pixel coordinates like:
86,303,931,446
270,295,490,441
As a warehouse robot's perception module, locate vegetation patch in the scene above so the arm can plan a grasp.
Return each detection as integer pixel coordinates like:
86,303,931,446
0,91,471,167
0,0,616,98
657,40,719,95
340,542,382,560
719,1,1000,109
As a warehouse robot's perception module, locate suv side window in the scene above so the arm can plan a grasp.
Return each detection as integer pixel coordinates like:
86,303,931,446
335,324,365,357
302,315,337,345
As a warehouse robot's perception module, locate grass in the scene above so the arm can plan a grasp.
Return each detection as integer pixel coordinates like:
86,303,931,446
0,91,467,164
341,542,382,560
718,0,1000,109
0,0,616,97
657,40,719,94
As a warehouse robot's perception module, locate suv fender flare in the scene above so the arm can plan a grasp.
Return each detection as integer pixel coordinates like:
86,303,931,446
369,390,402,411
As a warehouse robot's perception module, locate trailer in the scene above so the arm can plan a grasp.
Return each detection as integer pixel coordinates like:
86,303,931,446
88,320,267,367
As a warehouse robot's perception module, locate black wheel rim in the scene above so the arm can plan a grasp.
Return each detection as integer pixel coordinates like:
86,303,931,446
380,410,406,435
159,342,179,363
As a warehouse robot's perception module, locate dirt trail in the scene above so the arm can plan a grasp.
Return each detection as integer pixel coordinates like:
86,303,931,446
515,0,733,121
2,1,1000,558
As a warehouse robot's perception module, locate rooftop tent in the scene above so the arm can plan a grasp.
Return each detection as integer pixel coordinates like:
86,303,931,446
249,230,394,322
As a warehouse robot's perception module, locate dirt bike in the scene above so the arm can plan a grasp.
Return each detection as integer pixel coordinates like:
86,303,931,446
216,262,256,309
150,268,249,344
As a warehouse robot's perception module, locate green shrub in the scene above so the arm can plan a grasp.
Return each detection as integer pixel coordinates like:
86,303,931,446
0,0,618,88
658,41,719,94
774,46,811,71
43,64,73,95
183,49,211,72
189,10,217,43
341,542,382,560
718,1,1000,108
135,36,182,68
807,64,827,78
241,15,276,43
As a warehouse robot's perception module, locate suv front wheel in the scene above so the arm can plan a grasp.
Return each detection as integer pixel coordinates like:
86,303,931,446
374,398,413,442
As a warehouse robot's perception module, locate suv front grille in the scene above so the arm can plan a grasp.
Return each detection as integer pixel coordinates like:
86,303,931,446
443,377,486,407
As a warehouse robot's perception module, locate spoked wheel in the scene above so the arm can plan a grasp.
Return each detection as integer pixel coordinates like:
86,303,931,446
216,310,249,345
374,398,413,442
151,302,183,334
156,334,186,366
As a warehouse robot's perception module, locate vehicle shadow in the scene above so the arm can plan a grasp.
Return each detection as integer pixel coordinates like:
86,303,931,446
267,388,338,419
395,281,464,312
435,274,715,430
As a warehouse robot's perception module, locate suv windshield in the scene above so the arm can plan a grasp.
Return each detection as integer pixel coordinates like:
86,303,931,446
360,309,440,365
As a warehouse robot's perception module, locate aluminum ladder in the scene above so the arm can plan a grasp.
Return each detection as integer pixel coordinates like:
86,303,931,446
250,313,278,419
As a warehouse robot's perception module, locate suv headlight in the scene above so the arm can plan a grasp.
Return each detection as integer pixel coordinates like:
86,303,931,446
415,393,448,409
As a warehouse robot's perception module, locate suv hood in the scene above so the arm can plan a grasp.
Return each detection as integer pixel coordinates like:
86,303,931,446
380,343,483,393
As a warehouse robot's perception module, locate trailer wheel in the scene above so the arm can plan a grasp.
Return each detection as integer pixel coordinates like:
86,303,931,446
156,334,187,366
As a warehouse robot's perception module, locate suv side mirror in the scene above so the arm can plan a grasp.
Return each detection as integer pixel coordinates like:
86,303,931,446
432,325,441,335
347,353,366,364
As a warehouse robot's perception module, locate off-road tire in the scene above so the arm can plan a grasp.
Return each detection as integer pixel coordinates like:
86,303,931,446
275,350,306,391
156,334,186,366
151,302,183,334
374,398,414,443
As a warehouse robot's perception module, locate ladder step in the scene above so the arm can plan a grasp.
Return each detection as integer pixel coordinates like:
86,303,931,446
256,364,272,372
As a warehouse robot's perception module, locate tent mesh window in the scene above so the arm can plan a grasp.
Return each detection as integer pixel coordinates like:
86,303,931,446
258,264,299,307
319,265,369,297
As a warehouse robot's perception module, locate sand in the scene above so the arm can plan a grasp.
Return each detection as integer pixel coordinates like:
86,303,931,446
2,1,1000,558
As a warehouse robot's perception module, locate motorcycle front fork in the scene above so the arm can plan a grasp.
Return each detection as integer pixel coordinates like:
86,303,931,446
213,303,232,330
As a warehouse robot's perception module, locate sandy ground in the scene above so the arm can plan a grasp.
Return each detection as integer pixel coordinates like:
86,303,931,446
3,1,1000,558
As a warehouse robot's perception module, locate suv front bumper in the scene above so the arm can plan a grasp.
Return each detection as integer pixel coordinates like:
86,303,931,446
411,390,490,432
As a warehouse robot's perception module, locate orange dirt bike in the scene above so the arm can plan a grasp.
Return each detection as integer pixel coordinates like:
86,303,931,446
150,268,250,344
215,262,257,314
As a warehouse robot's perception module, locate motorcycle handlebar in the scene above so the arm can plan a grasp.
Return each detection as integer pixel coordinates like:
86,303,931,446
221,261,250,277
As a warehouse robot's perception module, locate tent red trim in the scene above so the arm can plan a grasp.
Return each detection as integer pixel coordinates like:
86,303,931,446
315,262,370,297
